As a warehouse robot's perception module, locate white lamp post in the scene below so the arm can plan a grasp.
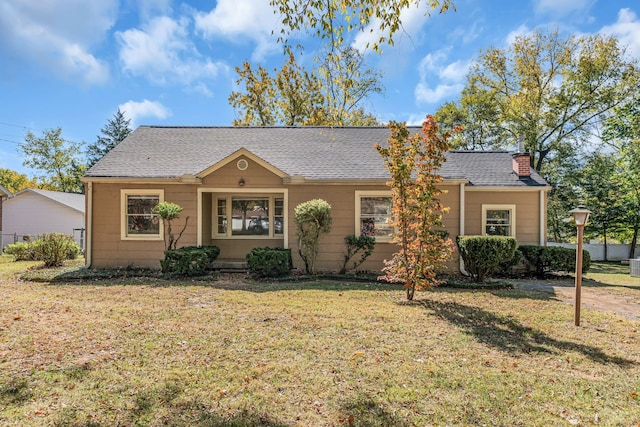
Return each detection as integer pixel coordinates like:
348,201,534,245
569,205,592,326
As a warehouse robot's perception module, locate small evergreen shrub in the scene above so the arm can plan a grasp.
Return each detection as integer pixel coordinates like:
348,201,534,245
5,242,36,261
519,245,590,278
246,247,292,278
456,235,517,283
497,249,523,276
160,245,220,276
31,233,81,267
339,235,376,274
294,199,332,274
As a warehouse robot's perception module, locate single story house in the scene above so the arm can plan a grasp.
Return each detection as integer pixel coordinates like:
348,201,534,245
1,188,86,249
0,185,12,251
82,126,550,273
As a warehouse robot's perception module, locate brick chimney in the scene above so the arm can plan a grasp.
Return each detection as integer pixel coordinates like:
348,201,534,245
512,152,531,178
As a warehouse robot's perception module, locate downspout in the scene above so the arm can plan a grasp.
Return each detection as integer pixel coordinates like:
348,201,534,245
459,182,469,275
539,189,545,246
85,182,93,268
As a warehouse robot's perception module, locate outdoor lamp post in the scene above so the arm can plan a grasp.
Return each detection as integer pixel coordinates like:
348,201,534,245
569,205,592,326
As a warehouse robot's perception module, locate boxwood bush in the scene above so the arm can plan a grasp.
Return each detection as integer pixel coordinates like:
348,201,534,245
160,245,220,276
456,235,517,282
246,247,292,278
519,245,590,278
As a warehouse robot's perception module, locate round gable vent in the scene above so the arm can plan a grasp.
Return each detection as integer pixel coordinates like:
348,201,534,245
237,159,248,171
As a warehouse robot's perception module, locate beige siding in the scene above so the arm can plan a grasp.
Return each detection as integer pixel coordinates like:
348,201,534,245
90,183,199,268
88,161,545,274
464,190,542,245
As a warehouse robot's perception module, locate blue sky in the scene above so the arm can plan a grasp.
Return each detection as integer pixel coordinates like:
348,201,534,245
1,0,638,177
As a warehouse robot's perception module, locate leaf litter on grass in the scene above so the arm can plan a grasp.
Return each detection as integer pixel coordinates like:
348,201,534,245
0,260,639,426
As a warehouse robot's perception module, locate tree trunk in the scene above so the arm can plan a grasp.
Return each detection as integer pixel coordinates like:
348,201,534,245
630,225,639,259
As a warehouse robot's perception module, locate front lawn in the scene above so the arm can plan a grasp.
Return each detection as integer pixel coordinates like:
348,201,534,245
0,259,638,426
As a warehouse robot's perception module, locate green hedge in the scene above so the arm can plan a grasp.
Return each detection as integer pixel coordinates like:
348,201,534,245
456,235,517,282
5,233,81,267
160,245,220,276
246,247,292,278
4,242,36,261
519,245,590,278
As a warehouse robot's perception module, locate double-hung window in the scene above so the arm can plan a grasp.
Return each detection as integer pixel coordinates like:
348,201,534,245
355,191,393,242
482,205,515,237
121,189,164,240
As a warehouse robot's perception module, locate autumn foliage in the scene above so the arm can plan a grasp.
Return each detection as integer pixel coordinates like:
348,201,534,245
376,116,454,300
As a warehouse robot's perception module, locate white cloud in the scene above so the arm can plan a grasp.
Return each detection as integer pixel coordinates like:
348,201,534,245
118,100,171,128
414,50,471,104
116,16,227,89
505,24,531,46
136,0,172,20
352,1,430,53
194,0,280,61
600,8,640,59
406,113,431,126
414,82,464,104
0,0,115,84
534,0,594,17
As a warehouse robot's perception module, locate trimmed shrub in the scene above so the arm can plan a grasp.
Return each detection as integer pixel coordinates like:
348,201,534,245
339,235,376,274
496,248,523,277
294,199,332,274
31,233,81,267
456,235,517,283
246,247,292,278
519,245,590,278
160,245,220,276
5,242,37,261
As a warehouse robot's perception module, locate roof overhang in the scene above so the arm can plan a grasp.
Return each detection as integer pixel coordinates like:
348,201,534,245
0,185,12,198
464,185,552,192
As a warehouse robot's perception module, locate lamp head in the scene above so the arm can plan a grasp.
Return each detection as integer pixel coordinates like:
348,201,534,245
569,205,591,227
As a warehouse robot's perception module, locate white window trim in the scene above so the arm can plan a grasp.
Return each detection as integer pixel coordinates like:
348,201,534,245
212,193,286,240
120,189,164,241
355,190,393,243
481,204,516,237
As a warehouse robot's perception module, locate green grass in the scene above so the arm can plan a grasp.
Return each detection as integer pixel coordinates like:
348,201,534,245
0,257,639,426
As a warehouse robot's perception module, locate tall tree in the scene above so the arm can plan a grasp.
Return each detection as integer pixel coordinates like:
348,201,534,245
0,169,39,193
86,109,132,168
603,99,640,257
20,127,85,193
445,30,638,173
375,116,454,300
435,83,505,150
579,153,625,261
229,61,278,126
317,47,383,125
229,51,381,126
271,0,455,53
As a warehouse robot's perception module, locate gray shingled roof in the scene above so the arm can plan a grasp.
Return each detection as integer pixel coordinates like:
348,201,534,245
85,126,547,187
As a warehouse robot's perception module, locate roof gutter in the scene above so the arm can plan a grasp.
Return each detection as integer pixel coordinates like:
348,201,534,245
85,182,93,268
81,175,202,184
459,182,469,276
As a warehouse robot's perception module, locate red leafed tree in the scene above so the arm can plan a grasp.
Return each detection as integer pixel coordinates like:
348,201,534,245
375,116,454,300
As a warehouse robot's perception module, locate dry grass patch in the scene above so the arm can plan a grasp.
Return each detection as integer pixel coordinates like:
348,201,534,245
0,260,638,426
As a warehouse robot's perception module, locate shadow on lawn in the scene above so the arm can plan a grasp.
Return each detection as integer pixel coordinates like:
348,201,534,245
402,299,635,367
53,379,289,427
339,394,412,427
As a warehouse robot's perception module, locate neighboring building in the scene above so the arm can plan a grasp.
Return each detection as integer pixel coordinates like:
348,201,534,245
0,185,12,252
82,126,551,273
1,189,85,249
